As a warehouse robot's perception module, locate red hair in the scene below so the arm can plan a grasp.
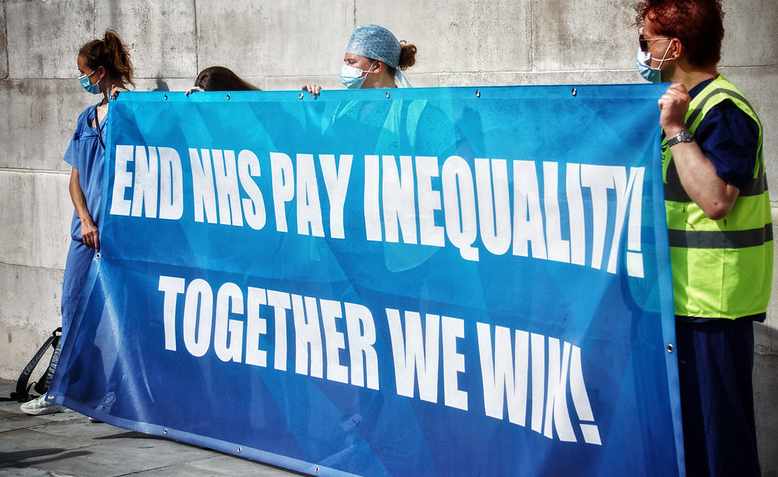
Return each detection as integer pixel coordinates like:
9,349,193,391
635,0,725,67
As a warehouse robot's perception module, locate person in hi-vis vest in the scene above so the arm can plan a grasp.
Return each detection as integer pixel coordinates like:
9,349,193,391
635,0,772,475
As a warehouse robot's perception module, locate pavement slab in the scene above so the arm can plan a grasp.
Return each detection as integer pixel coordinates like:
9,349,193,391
0,381,300,477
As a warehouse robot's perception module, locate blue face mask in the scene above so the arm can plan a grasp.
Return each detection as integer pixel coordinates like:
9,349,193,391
79,70,102,94
636,45,672,83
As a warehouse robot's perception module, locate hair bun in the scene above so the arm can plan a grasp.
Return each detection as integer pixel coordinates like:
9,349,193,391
398,41,417,70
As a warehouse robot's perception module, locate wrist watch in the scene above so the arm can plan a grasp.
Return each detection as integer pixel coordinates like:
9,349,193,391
666,129,694,147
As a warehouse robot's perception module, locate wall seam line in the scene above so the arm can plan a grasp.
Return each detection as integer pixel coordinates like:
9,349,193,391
528,0,535,72
720,64,778,69
2,0,8,80
0,260,65,273
0,168,69,175
0,76,200,81
2,66,776,82
755,350,778,357
193,0,199,77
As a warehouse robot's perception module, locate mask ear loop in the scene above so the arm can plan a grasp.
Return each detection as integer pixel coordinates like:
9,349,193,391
363,61,380,78
652,39,675,70
356,61,381,88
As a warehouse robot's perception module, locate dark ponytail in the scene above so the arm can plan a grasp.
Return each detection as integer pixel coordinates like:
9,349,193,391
398,41,417,70
79,30,135,87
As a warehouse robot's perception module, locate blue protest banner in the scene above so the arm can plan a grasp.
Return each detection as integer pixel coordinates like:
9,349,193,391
50,84,684,476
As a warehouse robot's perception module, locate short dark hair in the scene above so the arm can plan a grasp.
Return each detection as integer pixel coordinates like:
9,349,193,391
635,0,725,67
194,66,259,91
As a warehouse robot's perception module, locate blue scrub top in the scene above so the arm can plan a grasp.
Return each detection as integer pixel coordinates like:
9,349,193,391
64,104,107,241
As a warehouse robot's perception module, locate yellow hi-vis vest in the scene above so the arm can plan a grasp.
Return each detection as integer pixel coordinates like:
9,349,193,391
662,75,773,319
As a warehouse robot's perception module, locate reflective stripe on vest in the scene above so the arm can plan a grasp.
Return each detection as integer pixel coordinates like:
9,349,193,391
661,75,773,319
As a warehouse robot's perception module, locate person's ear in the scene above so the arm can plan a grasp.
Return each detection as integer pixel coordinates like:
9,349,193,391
95,66,107,84
670,38,683,61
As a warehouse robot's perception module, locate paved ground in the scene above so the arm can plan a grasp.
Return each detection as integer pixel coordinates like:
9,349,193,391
0,381,300,476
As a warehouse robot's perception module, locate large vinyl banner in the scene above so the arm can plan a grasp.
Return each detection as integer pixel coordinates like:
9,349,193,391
50,85,684,476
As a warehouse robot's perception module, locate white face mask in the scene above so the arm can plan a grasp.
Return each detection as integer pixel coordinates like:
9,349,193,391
339,62,376,89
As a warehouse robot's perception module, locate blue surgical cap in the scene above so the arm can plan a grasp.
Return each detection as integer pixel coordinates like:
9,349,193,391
345,24,401,68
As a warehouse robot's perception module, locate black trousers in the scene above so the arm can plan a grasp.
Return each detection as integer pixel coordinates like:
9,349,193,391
676,318,761,477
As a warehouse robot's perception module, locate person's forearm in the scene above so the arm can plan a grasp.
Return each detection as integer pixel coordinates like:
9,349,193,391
69,169,93,224
666,137,738,220
659,85,740,221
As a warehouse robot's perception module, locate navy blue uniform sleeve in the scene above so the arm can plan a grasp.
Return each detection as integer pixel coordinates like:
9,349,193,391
693,99,760,190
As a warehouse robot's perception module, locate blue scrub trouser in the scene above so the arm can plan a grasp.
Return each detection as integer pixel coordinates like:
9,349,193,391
676,318,760,477
45,240,95,388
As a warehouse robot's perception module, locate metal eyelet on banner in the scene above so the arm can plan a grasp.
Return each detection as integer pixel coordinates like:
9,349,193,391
314,465,320,473
225,93,231,101
162,93,168,101
385,91,391,99
236,447,242,453
163,428,168,435
475,89,481,98
571,88,578,97
666,344,674,353
298,92,305,100
95,252,101,260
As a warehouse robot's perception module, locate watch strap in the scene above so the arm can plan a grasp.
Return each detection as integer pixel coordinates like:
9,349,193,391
666,129,694,147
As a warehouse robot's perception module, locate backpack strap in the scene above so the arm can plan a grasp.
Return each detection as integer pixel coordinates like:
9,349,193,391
33,329,63,396
0,328,61,402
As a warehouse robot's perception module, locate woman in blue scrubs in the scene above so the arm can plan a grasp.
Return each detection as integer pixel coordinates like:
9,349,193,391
21,30,135,415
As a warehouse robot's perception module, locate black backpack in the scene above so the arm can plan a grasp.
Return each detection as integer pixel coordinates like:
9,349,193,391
1,328,62,402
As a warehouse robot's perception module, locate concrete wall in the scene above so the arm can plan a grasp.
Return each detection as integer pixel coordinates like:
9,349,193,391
1,0,776,472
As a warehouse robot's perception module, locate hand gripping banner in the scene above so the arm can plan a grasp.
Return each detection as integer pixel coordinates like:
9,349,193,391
50,85,684,476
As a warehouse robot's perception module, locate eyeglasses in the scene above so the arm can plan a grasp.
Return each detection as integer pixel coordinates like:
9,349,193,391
639,33,672,52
